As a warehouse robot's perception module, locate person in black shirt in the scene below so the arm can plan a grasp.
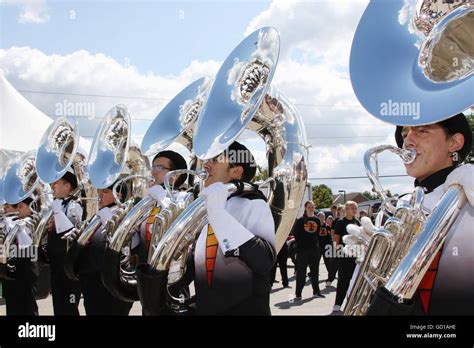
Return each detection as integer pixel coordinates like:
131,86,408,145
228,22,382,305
317,213,337,287
293,201,325,300
332,201,360,312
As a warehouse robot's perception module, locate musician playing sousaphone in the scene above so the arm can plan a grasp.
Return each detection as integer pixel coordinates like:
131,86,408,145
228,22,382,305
133,150,188,264
169,141,276,315
1,197,40,315
47,168,83,315
365,114,473,315
346,0,473,315
66,179,134,315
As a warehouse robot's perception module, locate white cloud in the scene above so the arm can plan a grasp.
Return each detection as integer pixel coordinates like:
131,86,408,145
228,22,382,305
0,46,220,123
0,0,415,197
1,0,50,24
245,0,369,68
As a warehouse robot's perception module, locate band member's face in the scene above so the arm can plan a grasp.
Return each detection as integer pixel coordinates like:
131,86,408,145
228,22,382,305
17,202,32,218
98,188,119,209
401,124,463,182
305,203,315,216
327,218,333,227
51,179,72,199
203,154,243,187
3,204,18,214
151,157,174,186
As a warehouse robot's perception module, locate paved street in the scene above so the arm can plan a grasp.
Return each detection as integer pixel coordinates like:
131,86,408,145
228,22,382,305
1,258,339,316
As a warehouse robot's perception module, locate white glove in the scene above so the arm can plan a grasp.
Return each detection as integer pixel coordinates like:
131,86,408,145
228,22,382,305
16,223,33,247
148,185,167,205
52,199,74,234
51,199,63,214
96,207,113,226
3,217,16,234
199,182,229,213
444,164,474,207
199,182,253,254
342,217,375,261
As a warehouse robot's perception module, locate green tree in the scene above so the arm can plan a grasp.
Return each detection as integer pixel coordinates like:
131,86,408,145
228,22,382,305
252,165,269,183
362,190,392,200
362,191,380,200
312,184,333,209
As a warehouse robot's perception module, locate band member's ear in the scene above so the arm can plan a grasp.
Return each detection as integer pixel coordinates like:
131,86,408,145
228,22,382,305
229,165,244,181
449,133,465,156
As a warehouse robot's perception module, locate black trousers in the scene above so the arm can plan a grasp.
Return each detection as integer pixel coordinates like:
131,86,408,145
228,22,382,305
271,243,288,286
318,241,337,282
49,251,82,315
79,271,133,315
335,257,356,306
3,258,38,315
295,248,320,297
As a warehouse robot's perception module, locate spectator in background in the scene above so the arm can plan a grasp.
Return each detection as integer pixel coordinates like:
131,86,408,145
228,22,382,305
332,201,360,313
293,201,325,300
323,215,338,286
359,210,368,219
330,205,337,220
334,205,345,225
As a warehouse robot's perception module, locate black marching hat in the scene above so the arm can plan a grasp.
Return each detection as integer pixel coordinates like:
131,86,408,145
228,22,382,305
153,150,188,187
227,141,257,182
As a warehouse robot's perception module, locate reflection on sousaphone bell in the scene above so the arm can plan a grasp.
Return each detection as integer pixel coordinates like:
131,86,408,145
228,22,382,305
36,117,79,183
87,105,132,189
350,0,473,126
2,151,39,204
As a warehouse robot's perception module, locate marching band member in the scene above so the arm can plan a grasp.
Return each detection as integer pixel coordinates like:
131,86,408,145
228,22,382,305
135,150,188,263
1,197,39,315
47,168,83,315
171,141,276,315
74,180,133,315
367,112,473,315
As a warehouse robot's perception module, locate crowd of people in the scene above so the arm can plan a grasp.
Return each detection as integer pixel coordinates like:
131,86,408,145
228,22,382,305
271,200,369,313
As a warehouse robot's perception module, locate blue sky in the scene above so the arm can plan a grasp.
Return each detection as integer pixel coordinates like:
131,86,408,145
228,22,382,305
1,0,271,75
0,0,417,195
